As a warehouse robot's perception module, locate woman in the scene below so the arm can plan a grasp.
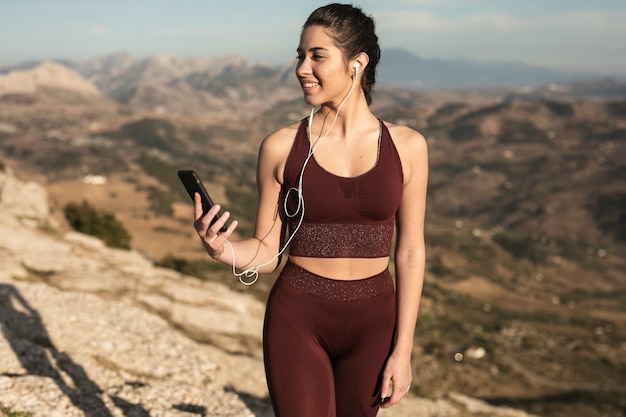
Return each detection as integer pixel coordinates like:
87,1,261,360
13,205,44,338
193,3,428,416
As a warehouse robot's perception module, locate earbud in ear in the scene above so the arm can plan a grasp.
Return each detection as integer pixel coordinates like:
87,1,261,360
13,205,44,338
353,62,360,77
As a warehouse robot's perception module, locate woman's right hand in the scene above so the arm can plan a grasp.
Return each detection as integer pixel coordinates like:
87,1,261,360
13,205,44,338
192,192,238,259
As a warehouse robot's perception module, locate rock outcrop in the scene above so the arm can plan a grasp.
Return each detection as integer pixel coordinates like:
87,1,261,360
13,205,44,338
0,167,269,416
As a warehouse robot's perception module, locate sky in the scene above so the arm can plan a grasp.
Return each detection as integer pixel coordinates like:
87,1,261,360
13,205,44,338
1,0,625,75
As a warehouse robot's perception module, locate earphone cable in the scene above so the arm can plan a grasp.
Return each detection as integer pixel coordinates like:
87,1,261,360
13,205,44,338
225,71,358,285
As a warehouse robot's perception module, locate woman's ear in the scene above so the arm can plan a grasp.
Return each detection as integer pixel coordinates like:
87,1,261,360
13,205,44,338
352,52,370,77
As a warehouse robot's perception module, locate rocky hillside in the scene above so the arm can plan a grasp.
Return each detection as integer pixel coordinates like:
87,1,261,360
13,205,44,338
0,166,269,416
0,167,552,417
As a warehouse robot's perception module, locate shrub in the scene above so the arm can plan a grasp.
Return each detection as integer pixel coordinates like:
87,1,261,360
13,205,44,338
497,119,548,143
145,185,174,217
157,255,225,279
590,193,626,242
492,232,546,263
1,403,34,417
63,201,132,249
449,122,481,141
544,101,574,116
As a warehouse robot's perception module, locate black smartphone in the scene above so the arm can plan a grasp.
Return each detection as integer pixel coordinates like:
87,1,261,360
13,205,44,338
177,170,227,233
374,396,391,406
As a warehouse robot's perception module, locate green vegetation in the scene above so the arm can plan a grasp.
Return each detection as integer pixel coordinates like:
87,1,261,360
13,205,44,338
590,193,626,242
431,102,468,119
462,102,508,119
187,125,250,144
187,127,208,143
63,201,132,249
104,118,179,151
157,255,229,279
606,101,626,117
136,154,180,190
33,146,125,177
497,119,548,143
158,255,205,277
0,404,34,417
448,122,481,141
492,232,547,263
427,254,455,278
134,154,180,215
544,100,574,116
143,185,174,217
225,187,256,233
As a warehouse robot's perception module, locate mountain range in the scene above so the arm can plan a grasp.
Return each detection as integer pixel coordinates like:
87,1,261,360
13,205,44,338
0,47,625,417
377,48,613,90
2,48,625,95
1,49,625,120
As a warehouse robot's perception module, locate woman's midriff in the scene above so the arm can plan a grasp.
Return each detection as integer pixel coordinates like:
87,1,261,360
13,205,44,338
288,255,391,281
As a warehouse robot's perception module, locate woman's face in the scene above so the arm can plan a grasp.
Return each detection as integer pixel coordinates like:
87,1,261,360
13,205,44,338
295,25,352,107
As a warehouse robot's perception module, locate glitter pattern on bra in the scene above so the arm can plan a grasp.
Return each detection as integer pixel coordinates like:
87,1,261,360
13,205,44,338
281,261,394,302
288,221,394,258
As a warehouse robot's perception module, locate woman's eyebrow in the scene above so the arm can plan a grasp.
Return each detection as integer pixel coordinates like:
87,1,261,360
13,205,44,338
297,46,329,53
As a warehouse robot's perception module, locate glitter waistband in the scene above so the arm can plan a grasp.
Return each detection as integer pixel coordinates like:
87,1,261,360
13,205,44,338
288,222,394,258
279,261,394,302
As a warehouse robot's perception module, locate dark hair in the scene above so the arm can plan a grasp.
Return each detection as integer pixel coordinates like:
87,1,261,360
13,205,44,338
303,3,381,105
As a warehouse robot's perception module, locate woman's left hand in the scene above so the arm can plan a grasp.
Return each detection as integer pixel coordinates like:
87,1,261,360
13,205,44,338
379,351,412,408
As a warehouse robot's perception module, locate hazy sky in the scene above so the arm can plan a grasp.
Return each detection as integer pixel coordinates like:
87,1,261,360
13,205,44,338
1,0,625,75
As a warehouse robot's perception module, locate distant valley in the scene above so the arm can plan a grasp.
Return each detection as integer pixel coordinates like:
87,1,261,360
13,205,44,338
0,54,625,417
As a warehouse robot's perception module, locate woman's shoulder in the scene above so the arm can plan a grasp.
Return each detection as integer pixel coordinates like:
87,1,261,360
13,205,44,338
381,120,428,186
382,120,427,154
261,119,303,150
257,119,305,178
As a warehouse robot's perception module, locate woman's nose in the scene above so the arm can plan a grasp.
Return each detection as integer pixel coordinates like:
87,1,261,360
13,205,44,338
296,60,311,78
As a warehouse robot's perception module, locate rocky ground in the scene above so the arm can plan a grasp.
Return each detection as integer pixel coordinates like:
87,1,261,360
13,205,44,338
0,167,540,416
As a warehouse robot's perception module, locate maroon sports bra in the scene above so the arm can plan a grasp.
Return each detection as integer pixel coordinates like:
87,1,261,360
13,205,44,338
282,118,403,258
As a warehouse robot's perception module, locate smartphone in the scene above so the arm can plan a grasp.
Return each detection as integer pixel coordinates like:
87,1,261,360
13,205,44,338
375,396,391,406
177,170,227,233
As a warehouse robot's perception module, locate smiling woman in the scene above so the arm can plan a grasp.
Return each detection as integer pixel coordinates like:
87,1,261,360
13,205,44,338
189,3,428,417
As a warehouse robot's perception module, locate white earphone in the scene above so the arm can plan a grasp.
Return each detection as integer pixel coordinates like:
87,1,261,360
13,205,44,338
225,59,362,286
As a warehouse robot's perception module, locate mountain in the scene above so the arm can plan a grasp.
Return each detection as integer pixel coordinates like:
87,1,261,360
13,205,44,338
0,61,101,97
1,49,624,117
504,78,626,101
0,53,302,117
67,52,301,117
73,49,623,97
377,48,607,90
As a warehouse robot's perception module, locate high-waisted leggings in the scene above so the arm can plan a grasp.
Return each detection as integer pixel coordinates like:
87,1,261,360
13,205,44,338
263,261,397,417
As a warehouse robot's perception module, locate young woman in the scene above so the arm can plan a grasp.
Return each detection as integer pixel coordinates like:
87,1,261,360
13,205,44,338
193,4,428,416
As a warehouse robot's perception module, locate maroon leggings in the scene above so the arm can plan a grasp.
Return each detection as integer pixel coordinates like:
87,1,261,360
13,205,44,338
263,261,396,417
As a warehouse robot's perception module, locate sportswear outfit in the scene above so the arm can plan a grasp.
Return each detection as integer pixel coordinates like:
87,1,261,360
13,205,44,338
263,118,403,417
